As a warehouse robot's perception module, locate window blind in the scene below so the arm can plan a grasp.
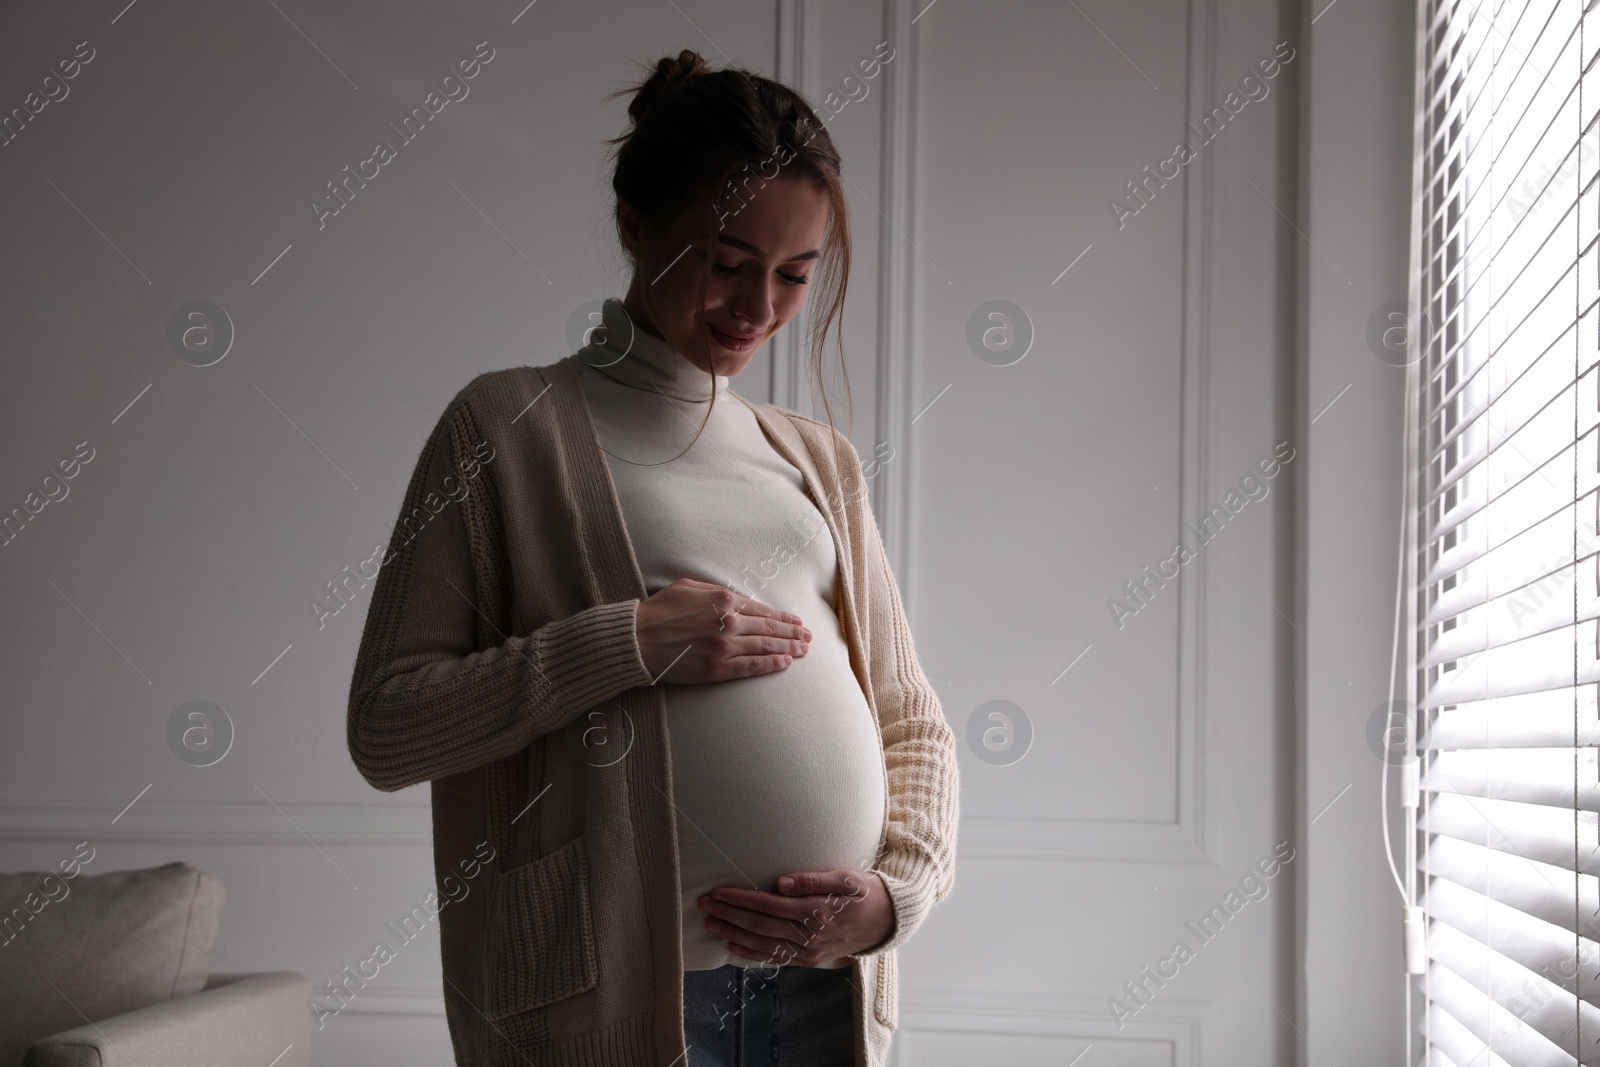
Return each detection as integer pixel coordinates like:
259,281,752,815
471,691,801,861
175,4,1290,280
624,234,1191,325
1413,0,1600,1064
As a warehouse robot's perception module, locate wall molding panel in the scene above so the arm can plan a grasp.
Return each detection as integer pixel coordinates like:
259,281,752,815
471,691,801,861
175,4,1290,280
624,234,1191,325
0,800,432,847
944,0,1217,866
897,987,1202,1067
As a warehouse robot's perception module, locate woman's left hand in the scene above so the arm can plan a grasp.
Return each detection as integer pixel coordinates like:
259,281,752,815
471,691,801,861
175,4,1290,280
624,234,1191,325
697,868,895,967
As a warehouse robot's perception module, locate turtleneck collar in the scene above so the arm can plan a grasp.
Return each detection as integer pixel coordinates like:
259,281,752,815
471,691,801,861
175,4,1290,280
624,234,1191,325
576,297,729,402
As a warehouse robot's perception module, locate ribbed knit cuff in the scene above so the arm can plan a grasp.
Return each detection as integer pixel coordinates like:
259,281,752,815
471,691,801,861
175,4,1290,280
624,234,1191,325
851,859,933,960
530,599,656,721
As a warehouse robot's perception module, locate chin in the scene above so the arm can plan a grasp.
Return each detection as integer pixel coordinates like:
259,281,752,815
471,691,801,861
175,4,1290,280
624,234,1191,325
709,336,766,374
713,352,757,377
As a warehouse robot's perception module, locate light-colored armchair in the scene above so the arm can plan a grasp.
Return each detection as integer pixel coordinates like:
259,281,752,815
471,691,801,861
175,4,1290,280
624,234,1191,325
20,972,313,1067
0,861,312,1067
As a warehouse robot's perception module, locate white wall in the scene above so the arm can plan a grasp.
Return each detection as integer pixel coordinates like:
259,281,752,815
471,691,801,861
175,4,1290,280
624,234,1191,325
899,0,1303,1063
1294,0,1416,1062
0,0,1414,1062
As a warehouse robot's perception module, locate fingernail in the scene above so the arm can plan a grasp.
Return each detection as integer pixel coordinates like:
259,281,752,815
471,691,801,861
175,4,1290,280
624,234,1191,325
802,628,813,640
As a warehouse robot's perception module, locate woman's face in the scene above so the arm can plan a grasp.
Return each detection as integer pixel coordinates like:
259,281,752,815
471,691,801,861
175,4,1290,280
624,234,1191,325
622,174,831,378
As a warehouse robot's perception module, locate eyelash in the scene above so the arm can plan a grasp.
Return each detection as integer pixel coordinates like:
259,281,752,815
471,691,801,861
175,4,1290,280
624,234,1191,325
712,260,809,286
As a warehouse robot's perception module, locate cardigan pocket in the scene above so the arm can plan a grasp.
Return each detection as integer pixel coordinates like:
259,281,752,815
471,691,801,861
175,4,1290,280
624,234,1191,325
873,946,898,1029
482,836,599,1021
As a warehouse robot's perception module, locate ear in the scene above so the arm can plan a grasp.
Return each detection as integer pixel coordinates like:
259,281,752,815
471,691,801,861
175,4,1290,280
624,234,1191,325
617,198,645,261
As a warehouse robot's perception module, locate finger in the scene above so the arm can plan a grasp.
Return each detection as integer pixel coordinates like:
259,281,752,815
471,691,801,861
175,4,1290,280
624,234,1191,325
725,935,806,968
775,870,867,897
715,588,803,627
718,605,809,644
727,937,815,968
702,894,827,943
711,917,828,967
725,917,845,967
705,906,806,949
706,887,816,923
710,883,819,921
710,592,741,632
735,593,797,623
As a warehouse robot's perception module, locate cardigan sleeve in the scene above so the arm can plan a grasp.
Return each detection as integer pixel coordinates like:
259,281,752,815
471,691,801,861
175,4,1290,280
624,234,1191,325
347,392,655,793
834,434,961,960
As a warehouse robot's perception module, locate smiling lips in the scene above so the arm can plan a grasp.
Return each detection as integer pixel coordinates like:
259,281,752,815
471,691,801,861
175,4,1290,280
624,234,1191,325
709,323,764,351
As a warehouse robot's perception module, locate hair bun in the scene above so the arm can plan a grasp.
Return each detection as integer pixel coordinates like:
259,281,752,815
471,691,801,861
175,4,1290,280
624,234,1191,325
628,50,711,124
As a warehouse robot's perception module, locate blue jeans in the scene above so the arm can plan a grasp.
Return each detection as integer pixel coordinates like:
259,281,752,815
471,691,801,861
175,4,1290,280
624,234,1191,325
682,964,855,1066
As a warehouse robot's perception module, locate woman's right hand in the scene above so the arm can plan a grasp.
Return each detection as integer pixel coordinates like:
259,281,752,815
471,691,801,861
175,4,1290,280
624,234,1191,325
634,578,811,683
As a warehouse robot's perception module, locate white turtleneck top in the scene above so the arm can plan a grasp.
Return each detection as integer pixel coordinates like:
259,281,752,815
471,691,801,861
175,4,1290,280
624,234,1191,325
569,298,887,972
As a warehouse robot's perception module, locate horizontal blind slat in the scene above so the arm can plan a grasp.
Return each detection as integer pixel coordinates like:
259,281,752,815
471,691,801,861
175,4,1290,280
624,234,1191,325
1422,364,1598,538
1423,620,1599,707
1422,497,1598,621
1423,835,1600,941
1425,748,1600,811
1426,685,1600,748
1425,793,1600,875
1426,1002,1525,1067
1426,950,1581,1066
1421,556,1600,666
1425,879,1600,1006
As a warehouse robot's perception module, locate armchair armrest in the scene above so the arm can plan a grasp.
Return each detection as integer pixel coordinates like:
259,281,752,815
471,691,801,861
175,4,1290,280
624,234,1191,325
22,971,312,1067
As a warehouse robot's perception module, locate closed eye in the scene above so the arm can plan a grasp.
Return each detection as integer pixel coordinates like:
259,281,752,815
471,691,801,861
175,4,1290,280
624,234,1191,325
712,260,810,286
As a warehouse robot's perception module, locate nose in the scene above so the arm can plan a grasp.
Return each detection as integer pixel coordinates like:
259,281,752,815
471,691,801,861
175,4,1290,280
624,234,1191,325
730,274,775,332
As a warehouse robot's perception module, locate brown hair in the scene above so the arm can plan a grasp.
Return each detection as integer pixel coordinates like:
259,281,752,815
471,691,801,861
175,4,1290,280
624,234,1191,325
603,49,854,456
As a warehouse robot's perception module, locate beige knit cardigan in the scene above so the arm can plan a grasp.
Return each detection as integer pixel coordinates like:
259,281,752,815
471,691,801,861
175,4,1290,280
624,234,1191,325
346,355,960,1066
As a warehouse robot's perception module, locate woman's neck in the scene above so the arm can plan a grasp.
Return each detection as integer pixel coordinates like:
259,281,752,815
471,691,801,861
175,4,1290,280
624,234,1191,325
579,296,728,402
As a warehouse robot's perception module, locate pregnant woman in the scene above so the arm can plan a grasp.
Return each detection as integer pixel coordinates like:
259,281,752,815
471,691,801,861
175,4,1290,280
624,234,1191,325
347,49,958,1067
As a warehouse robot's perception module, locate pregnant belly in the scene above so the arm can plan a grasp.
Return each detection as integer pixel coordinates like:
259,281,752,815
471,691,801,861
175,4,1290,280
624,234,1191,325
666,629,886,971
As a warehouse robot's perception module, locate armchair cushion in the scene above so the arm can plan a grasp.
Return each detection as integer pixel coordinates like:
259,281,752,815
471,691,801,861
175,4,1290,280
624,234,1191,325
20,972,313,1067
0,861,225,1067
